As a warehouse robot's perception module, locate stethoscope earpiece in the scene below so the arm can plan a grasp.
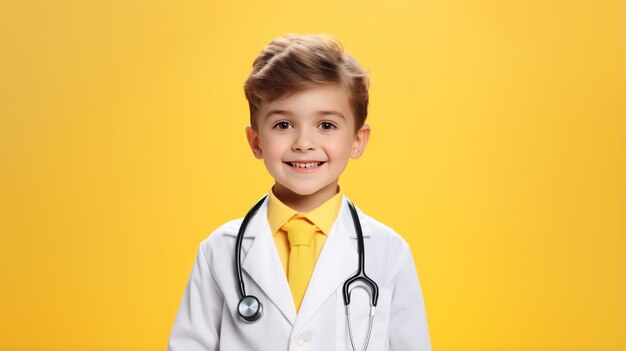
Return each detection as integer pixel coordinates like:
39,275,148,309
238,295,263,323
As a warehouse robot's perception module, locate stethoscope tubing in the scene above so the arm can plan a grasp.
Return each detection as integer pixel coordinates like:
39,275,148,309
344,200,379,307
234,194,379,350
235,194,268,299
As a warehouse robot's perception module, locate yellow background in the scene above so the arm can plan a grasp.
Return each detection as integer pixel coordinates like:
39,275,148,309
1,0,624,350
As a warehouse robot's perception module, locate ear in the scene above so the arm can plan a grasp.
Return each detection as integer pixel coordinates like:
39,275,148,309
245,126,263,159
350,123,371,159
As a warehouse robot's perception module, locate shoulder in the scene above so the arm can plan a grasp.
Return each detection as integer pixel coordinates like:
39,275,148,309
351,206,417,283
197,217,244,251
189,217,246,275
355,206,412,255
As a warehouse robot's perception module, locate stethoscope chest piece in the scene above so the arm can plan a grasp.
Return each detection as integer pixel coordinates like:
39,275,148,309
238,295,263,323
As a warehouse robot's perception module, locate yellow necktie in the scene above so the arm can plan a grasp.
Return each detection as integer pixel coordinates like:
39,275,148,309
282,214,318,312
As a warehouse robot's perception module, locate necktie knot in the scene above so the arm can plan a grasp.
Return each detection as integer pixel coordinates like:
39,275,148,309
282,215,317,248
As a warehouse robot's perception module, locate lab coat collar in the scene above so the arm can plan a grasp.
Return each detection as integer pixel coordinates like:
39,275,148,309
223,194,372,327
228,194,372,240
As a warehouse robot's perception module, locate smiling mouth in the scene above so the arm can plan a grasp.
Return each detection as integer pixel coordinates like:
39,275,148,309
284,161,326,169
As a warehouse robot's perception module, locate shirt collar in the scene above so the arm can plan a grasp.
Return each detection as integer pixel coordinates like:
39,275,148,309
267,185,344,236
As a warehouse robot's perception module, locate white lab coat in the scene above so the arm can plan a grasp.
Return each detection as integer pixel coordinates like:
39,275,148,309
168,194,431,351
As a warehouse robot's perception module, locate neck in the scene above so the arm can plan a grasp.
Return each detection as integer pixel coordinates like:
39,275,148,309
272,182,339,213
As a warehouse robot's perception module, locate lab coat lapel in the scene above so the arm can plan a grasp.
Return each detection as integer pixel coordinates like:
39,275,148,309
240,197,297,325
293,195,370,331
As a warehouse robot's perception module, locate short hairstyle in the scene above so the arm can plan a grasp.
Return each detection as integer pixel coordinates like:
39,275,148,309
243,33,370,132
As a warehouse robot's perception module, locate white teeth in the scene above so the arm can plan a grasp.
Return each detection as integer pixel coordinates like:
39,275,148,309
289,162,321,168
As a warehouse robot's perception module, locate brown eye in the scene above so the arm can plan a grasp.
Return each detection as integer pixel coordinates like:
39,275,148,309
319,121,336,130
273,121,292,130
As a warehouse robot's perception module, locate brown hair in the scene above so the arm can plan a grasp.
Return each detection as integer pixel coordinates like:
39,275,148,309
243,33,370,132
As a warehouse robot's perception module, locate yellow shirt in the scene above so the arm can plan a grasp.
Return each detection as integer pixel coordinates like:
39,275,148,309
268,186,344,278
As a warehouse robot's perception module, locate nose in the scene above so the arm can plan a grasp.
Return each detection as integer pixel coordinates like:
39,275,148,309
292,128,316,152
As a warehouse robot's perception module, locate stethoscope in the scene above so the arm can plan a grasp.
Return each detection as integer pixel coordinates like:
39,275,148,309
235,194,379,351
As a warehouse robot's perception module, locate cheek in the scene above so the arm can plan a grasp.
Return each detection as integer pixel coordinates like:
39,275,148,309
326,139,353,160
260,138,287,161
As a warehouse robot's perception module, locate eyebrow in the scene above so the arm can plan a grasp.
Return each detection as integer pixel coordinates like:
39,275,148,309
264,109,345,120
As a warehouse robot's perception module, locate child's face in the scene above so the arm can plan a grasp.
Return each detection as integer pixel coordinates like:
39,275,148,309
245,84,370,200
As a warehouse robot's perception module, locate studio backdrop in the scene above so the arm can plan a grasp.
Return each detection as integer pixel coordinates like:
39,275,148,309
1,0,624,350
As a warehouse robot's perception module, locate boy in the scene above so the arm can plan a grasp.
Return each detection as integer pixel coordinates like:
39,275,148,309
168,33,431,351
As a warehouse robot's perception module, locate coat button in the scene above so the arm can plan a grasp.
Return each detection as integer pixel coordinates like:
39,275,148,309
295,336,305,346
301,330,313,341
